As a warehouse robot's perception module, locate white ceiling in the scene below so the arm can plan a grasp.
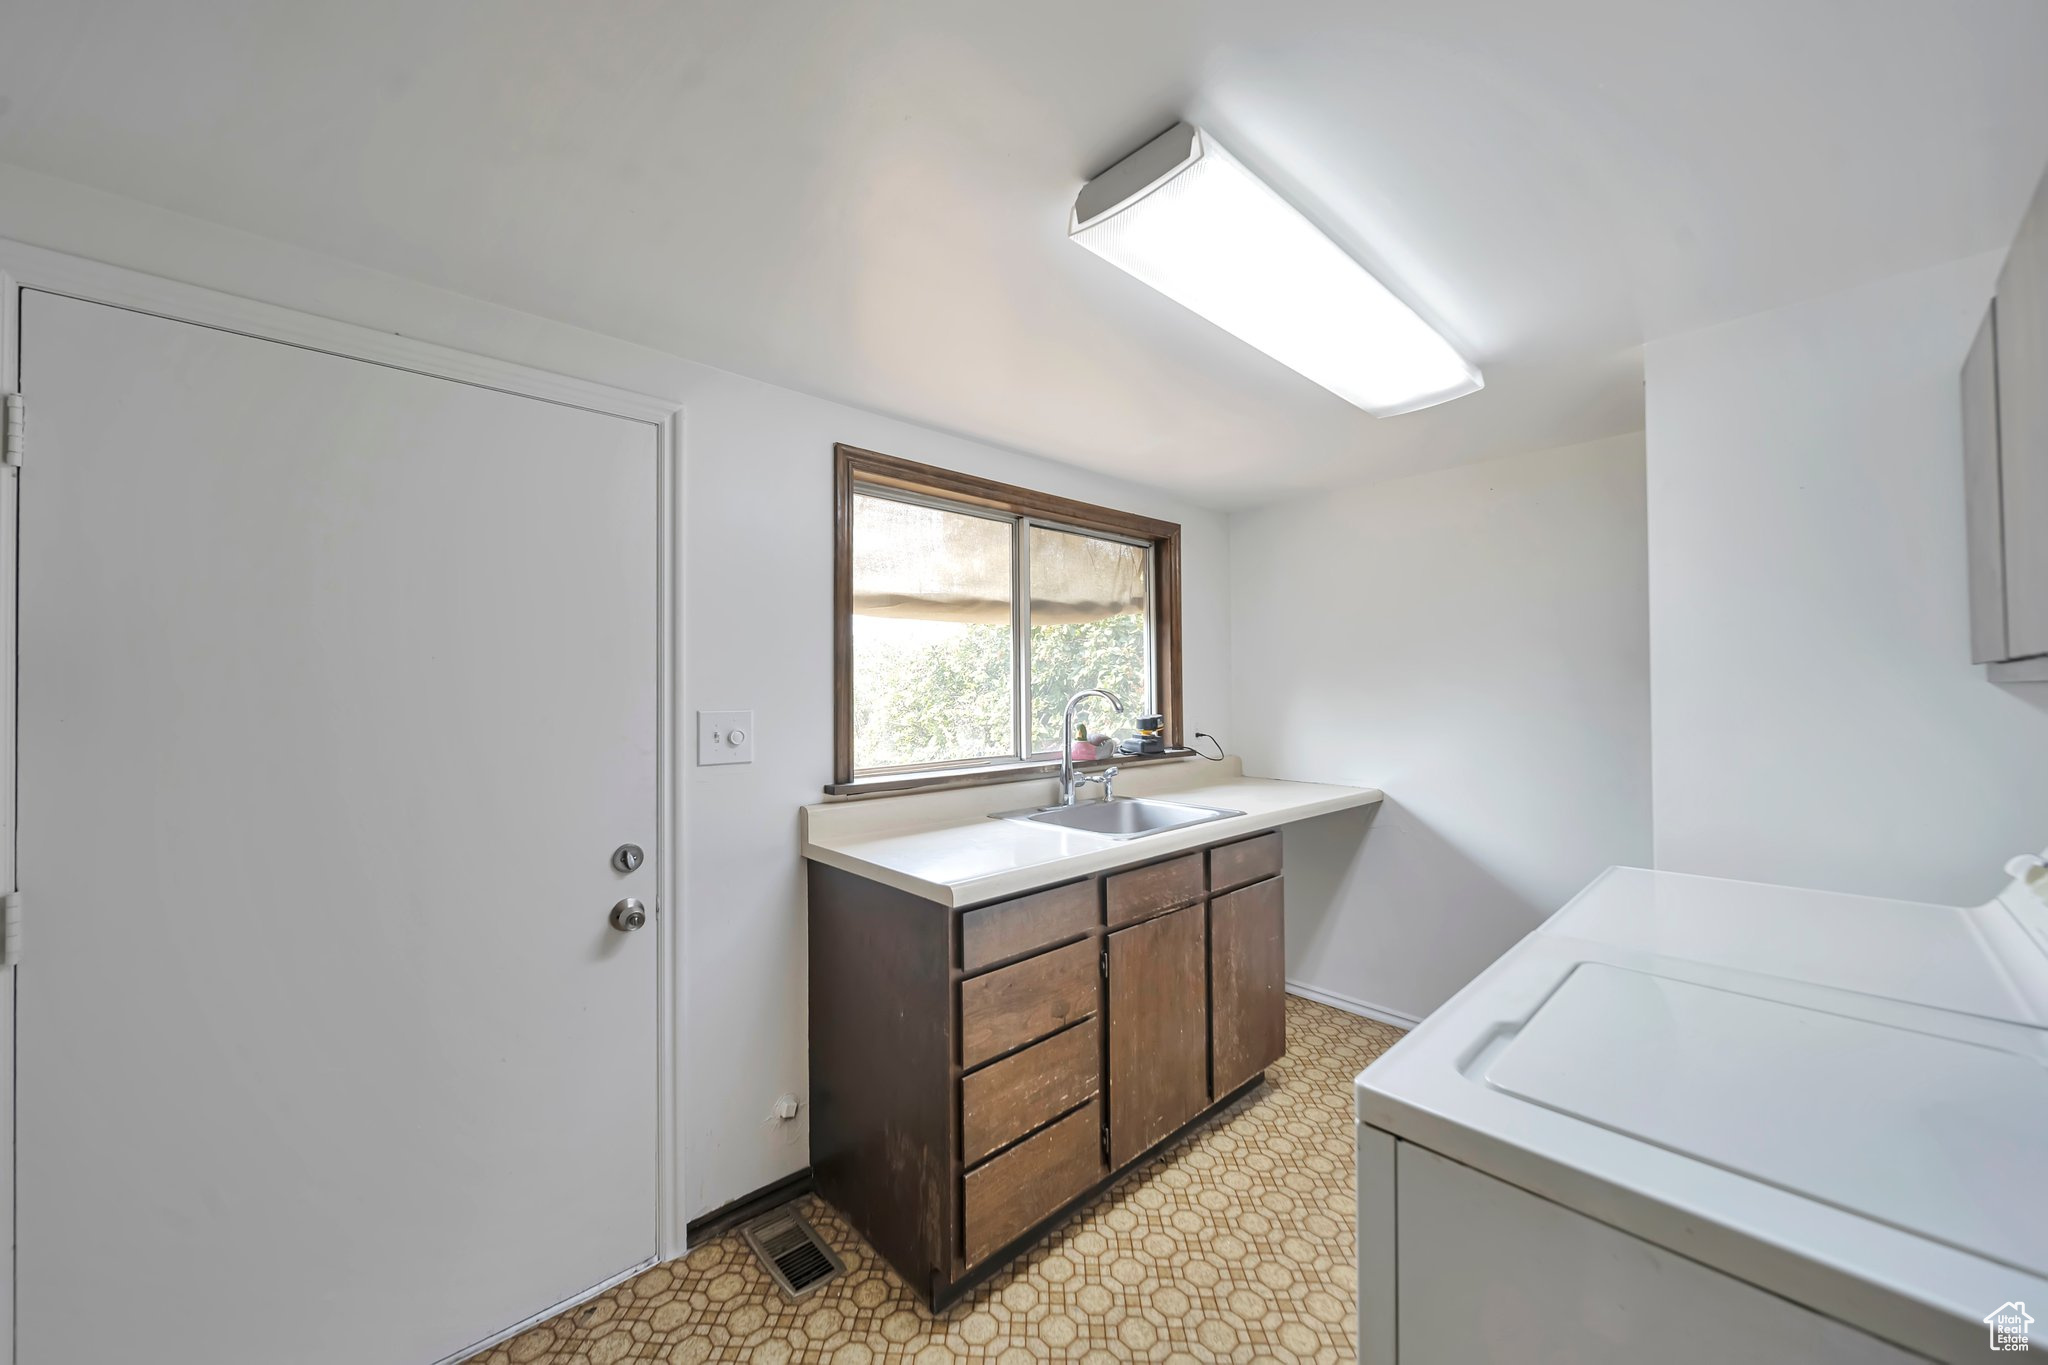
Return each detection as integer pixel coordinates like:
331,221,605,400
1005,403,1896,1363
3,0,2046,506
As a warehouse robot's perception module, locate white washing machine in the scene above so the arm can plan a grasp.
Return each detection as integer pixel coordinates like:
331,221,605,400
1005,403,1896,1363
1355,855,2048,1364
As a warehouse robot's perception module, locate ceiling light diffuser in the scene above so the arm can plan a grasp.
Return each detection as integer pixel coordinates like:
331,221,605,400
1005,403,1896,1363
1070,123,1481,417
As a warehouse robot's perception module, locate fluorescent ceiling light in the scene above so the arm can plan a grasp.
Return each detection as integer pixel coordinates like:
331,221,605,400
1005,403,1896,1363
1071,123,1481,417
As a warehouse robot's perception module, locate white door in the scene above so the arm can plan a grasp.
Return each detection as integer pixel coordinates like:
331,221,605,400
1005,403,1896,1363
14,290,661,1365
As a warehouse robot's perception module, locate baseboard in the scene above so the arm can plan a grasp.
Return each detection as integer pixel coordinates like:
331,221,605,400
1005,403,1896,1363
684,1168,815,1246
1286,979,1423,1030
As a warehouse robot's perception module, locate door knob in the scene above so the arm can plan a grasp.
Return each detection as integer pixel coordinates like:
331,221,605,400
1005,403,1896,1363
610,898,648,932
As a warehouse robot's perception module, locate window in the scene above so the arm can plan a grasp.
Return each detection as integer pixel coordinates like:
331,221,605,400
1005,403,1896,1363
833,444,1182,791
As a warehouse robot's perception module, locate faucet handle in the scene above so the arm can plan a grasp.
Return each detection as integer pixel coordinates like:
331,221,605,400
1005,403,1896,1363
1074,765,1120,800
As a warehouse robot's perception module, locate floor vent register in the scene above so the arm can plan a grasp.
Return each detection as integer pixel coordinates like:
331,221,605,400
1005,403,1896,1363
741,1206,846,1300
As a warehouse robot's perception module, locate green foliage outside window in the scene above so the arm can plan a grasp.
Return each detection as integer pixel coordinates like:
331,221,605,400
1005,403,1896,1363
852,619,1010,771
852,614,1147,771
1029,614,1148,753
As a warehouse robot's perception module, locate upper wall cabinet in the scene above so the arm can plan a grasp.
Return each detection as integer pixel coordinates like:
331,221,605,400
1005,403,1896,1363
1965,163,2048,680
1963,307,2007,661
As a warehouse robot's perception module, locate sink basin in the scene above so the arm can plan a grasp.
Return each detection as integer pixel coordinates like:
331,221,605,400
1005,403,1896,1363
993,796,1245,840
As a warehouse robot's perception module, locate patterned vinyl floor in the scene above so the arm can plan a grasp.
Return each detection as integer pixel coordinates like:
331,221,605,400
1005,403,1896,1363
467,997,1405,1365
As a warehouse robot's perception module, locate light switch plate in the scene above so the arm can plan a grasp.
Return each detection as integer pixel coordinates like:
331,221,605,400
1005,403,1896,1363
698,710,755,766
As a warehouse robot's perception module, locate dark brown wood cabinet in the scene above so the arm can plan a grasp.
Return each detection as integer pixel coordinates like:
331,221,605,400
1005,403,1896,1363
807,828,1288,1307
1107,903,1209,1167
1211,876,1287,1096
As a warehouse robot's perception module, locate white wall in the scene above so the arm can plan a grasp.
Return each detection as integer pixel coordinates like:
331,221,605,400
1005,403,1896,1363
1229,433,1652,1022
1645,253,2048,905
0,164,1233,1222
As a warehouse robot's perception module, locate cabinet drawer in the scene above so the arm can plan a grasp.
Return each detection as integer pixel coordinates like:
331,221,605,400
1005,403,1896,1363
960,880,1097,973
961,1017,1100,1165
1105,851,1205,926
960,938,1098,1069
962,1097,1103,1266
1209,831,1280,894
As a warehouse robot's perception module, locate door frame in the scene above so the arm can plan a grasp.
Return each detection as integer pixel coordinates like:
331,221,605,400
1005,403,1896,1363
0,237,691,1359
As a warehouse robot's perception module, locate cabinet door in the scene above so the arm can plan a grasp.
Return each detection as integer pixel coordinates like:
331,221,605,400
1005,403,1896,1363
1962,306,2008,663
1107,903,1209,1167
1211,877,1287,1095
1999,168,2048,657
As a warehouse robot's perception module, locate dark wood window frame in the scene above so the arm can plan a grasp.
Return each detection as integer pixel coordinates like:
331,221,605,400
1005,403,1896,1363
832,443,1185,796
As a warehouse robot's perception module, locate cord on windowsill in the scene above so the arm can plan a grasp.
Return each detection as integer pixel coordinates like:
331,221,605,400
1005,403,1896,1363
1191,731,1226,761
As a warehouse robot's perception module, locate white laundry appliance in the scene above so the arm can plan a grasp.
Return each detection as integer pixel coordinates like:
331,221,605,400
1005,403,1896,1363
1355,854,2048,1364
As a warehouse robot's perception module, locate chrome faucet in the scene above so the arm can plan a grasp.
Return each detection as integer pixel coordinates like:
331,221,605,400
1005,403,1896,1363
1058,688,1124,807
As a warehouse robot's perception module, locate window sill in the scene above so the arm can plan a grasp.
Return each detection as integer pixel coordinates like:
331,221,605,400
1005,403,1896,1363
823,749,1197,800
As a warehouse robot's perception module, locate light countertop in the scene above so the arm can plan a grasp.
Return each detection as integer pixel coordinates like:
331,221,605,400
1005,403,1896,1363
800,756,1382,907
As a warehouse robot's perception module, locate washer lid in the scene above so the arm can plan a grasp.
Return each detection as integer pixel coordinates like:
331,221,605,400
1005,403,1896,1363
1484,962,2048,1279
1540,867,2047,1023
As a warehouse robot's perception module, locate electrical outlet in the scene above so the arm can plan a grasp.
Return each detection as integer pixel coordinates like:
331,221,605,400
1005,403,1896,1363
698,710,755,765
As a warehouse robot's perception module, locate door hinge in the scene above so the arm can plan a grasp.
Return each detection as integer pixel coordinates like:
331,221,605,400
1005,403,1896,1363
3,393,22,467
1100,946,1109,977
1101,1124,1110,1160
1,892,21,966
